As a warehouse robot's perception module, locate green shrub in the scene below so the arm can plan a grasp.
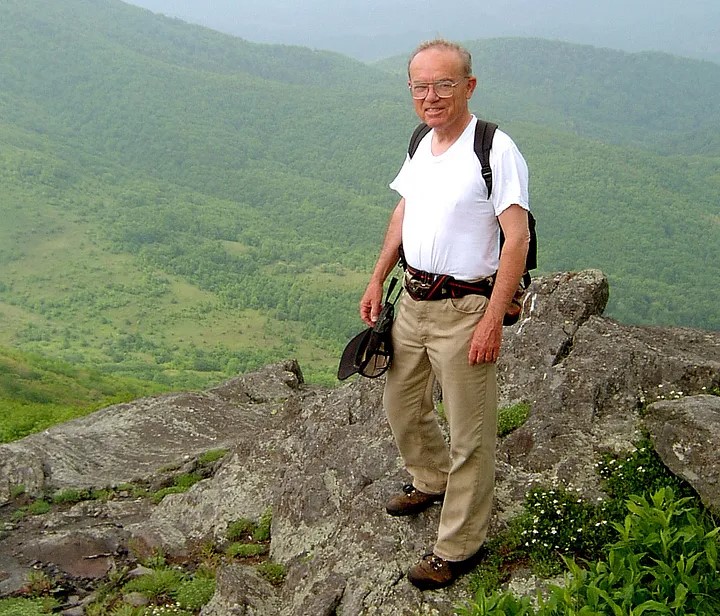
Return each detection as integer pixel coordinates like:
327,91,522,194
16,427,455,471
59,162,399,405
226,542,268,558
24,571,54,597
140,604,192,615
122,568,185,602
515,485,616,575
459,438,713,613
108,605,142,616
173,473,202,490
86,563,212,616
10,484,26,498
89,488,113,501
141,551,167,570
456,589,534,616
497,402,531,437
198,448,228,465
597,438,695,505
257,562,286,586
26,500,51,516
225,508,272,543
175,571,216,611
226,518,255,541
253,507,272,542
459,488,720,615
150,473,202,503
52,488,91,505
151,487,186,504
540,488,720,614
12,499,50,519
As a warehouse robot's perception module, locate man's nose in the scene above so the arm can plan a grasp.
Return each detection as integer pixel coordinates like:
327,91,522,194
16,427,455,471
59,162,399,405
425,85,441,101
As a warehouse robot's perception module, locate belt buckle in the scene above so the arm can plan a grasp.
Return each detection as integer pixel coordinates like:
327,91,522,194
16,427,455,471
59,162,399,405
406,275,432,300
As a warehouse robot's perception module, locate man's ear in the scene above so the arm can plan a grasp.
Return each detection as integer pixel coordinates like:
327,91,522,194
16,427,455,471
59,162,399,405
466,76,478,98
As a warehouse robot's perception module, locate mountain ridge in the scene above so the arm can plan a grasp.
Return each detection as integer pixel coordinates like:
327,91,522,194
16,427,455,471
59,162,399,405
0,0,717,387
120,0,720,65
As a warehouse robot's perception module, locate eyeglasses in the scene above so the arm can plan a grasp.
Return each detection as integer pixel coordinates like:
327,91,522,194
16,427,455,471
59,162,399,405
409,79,465,99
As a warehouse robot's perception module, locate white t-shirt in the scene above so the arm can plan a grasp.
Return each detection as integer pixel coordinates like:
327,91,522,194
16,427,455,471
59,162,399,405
390,116,529,280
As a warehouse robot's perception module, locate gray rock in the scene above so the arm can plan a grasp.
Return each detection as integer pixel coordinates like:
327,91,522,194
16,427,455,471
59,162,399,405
643,394,720,514
200,564,281,616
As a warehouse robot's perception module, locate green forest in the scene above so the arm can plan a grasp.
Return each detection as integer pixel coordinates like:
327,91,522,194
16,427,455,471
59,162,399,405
1,0,719,417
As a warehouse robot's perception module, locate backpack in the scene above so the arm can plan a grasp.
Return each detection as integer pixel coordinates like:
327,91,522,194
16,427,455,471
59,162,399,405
407,119,537,325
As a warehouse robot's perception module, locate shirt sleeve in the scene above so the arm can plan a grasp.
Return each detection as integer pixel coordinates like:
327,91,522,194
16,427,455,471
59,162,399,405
389,155,411,197
490,130,530,216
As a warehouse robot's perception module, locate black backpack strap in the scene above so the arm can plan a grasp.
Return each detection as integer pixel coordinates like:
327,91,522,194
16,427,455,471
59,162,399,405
525,212,537,272
408,123,432,158
473,119,498,198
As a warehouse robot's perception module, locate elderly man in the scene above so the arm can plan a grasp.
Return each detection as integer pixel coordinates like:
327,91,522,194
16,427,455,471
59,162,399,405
359,39,530,590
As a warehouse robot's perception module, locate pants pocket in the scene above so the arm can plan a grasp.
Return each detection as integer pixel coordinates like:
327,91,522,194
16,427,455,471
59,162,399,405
448,294,489,315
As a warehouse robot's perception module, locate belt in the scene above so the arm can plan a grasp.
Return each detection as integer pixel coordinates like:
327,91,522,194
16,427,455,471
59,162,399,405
404,264,494,301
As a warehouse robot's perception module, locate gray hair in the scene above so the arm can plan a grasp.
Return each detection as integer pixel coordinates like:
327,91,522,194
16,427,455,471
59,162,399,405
407,39,473,78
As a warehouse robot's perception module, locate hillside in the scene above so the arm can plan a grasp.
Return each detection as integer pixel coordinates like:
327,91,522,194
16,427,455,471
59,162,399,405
0,0,718,390
0,346,164,443
377,38,720,156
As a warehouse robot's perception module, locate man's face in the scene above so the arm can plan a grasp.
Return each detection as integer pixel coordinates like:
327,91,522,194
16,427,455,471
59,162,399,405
408,47,476,131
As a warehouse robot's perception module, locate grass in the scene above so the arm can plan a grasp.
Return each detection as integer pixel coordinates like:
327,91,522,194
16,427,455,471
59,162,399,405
0,186,345,389
226,542,268,558
435,401,532,437
6,416,718,614
197,448,228,465
121,568,187,602
75,509,276,614
497,402,531,437
225,508,273,559
0,346,167,443
80,563,216,615
226,518,256,542
11,499,51,520
150,473,204,504
257,562,286,586
0,597,58,616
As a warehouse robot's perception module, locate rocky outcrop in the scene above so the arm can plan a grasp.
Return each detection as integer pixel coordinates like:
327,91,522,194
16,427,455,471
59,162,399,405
643,394,720,513
1,269,718,615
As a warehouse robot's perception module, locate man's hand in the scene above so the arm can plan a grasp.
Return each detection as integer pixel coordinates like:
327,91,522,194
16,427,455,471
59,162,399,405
468,313,503,365
360,280,384,327
467,203,529,365
359,198,405,328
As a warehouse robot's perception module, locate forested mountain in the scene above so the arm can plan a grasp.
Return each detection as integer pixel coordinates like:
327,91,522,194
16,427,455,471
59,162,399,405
1,0,718,390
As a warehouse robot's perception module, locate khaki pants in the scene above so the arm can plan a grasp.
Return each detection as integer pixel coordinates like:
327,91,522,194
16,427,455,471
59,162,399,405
383,292,497,561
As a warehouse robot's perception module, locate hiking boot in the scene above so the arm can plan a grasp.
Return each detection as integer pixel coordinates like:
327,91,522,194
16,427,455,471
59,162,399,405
407,549,486,590
385,484,444,516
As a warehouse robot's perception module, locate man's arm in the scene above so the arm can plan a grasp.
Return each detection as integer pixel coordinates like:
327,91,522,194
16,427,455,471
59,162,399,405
359,198,405,327
468,204,530,364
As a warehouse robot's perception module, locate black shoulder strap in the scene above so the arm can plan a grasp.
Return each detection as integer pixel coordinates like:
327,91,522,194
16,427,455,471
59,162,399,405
525,211,537,272
473,119,498,198
408,123,432,158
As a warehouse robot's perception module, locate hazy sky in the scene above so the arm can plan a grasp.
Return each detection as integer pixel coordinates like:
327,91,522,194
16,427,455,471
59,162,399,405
121,0,720,63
